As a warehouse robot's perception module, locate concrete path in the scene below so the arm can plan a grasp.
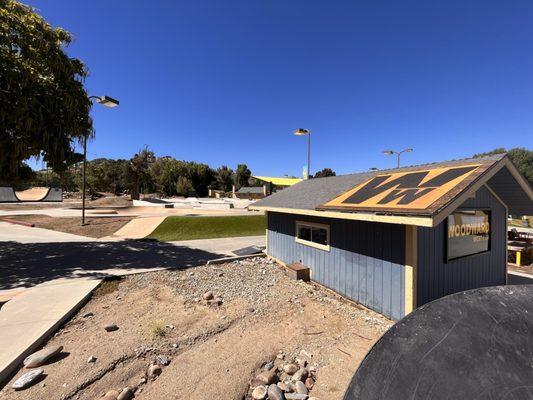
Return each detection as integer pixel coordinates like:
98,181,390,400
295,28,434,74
0,278,100,384
102,216,166,240
0,221,265,386
0,221,92,243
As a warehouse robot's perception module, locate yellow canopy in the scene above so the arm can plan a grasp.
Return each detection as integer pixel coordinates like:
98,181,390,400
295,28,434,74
253,176,302,186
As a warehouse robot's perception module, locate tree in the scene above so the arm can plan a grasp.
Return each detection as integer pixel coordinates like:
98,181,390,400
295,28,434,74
474,147,533,186
175,176,193,197
187,162,216,197
234,164,251,189
313,168,336,178
0,1,92,184
216,166,234,192
126,148,156,199
151,157,187,196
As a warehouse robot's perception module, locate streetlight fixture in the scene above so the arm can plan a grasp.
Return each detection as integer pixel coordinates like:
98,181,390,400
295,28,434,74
81,95,119,226
383,148,413,169
293,128,311,179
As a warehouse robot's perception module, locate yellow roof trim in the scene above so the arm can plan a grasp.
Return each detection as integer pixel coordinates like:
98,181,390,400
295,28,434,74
253,176,302,186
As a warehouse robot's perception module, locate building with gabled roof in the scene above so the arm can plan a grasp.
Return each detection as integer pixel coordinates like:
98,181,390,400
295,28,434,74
251,154,533,320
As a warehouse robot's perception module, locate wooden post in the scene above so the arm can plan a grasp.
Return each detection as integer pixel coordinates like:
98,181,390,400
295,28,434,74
405,225,418,316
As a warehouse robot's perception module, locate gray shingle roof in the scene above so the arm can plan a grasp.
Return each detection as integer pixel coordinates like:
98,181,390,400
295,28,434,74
252,154,506,212
237,186,264,194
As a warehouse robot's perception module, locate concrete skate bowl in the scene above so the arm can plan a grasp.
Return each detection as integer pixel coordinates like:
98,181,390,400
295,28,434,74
343,285,533,400
0,187,62,203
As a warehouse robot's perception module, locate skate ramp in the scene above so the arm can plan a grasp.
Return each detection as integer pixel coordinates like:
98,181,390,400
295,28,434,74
0,187,62,203
0,187,19,203
343,285,533,400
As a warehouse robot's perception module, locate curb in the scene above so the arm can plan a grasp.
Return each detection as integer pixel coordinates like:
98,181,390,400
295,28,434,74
206,253,265,265
0,218,35,228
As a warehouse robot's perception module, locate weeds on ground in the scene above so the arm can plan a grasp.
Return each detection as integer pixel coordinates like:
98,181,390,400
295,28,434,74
95,279,121,297
151,320,167,338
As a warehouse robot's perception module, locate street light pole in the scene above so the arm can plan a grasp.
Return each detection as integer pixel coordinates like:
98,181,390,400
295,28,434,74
383,148,413,169
82,95,119,226
294,128,311,179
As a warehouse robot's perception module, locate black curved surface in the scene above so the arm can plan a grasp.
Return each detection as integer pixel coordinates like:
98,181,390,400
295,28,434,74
344,285,533,400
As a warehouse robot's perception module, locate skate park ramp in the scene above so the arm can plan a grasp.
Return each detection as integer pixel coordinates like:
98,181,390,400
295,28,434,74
0,187,18,203
343,285,533,400
0,187,62,203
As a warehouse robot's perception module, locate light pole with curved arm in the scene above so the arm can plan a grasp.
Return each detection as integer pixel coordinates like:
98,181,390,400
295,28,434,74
82,95,119,225
383,147,413,169
294,128,311,179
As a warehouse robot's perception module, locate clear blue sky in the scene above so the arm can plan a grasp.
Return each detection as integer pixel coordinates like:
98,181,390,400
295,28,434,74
26,0,533,176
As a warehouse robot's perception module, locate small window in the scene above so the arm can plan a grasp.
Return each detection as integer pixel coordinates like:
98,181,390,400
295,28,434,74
296,221,330,251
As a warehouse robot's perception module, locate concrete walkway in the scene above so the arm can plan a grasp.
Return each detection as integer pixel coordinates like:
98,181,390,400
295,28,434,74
0,278,100,384
0,221,265,385
102,216,166,240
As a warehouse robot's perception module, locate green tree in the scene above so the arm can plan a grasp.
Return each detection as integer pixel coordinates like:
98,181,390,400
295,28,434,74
473,147,533,186
187,162,216,197
313,168,336,178
0,0,92,184
216,166,234,192
234,164,251,189
175,176,193,197
151,157,187,196
126,148,156,199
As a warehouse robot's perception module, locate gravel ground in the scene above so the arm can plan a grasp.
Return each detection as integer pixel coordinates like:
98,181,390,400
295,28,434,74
1,257,392,400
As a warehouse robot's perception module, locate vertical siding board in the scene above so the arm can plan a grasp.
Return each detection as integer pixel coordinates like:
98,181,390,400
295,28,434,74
267,212,406,320
382,225,392,318
417,186,506,307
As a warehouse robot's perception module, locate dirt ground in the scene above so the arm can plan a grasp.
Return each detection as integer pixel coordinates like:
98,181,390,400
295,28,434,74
1,257,392,400
1,215,133,238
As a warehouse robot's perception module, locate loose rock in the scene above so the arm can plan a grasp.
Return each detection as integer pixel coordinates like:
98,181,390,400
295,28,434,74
117,387,134,400
23,345,63,368
203,291,214,300
283,363,298,375
104,323,119,332
82,312,94,318
292,368,308,382
147,363,162,379
87,355,97,363
261,361,274,371
105,389,120,397
251,385,268,400
294,380,308,395
12,369,44,390
285,394,308,400
256,366,278,385
267,384,286,400
305,377,314,390
155,354,170,366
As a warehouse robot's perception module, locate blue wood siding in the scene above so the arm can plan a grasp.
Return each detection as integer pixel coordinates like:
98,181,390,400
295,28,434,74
267,213,406,320
417,186,507,306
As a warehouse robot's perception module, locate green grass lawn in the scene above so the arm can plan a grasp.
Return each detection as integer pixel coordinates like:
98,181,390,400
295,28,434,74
147,215,266,241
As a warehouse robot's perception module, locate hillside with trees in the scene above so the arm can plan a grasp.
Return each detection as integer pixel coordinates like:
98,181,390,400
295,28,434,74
29,148,257,198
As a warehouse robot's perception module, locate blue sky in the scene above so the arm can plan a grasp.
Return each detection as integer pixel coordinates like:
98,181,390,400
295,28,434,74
26,0,533,176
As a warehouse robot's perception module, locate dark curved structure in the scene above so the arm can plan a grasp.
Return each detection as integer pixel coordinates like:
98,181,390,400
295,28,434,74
0,187,62,203
344,285,533,400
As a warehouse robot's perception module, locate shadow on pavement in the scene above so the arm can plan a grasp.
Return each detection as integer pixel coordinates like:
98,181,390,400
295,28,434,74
507,272,533,285
0,240,226,290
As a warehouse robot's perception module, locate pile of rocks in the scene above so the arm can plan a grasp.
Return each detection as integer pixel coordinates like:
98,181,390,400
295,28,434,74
248,351,320,400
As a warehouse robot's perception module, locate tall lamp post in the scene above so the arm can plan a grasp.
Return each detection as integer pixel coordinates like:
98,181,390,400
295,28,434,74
82,95,119,226
293,128,311,179
383,147,413,169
